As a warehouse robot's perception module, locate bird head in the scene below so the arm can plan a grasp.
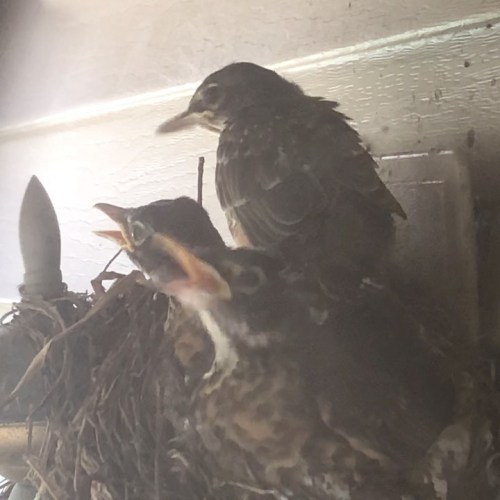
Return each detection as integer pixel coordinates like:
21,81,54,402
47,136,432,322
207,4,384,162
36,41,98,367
94,197,225,278
141,232,290,349
156,62,304,135
95,196,296,351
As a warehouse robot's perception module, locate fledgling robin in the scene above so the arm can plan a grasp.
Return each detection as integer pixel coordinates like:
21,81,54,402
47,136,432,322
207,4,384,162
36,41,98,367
156,62,406,286
100,203,459,498
94,197,225,385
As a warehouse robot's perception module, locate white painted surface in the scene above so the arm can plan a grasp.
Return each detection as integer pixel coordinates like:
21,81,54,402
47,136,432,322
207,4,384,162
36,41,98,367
0,7,499,300
0,303,13,316
1,0,499,126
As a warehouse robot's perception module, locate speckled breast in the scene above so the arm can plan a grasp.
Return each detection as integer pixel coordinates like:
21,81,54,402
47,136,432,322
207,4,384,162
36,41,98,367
194,353,315,474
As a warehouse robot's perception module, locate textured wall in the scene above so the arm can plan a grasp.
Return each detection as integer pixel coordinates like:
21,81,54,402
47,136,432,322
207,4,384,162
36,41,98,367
1,0,499,126
0,2,499,301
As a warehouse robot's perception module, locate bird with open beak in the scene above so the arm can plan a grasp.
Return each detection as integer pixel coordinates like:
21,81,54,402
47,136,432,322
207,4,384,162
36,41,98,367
156,62,406,288
96,197,459,499
94,197,226,385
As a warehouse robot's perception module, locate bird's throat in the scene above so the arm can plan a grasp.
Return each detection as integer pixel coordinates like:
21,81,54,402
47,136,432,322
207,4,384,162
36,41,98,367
198,310,239,378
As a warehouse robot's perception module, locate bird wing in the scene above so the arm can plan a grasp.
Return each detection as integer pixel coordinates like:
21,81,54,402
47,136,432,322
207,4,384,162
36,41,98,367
216,103,405,249
301,283,454,463
217,113,325,248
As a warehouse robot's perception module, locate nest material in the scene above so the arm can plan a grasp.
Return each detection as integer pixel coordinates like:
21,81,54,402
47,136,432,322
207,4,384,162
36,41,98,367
1,271,248,500
3,264,500,499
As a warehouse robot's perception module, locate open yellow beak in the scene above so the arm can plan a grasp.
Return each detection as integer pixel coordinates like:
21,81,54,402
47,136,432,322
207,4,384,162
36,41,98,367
93,203,134,252
150,232,231,300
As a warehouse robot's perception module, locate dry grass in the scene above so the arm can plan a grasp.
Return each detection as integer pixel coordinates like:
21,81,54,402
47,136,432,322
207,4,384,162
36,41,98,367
0,272,232,500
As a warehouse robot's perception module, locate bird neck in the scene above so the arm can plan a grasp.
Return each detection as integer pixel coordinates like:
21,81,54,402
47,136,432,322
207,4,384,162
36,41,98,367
198,309,239,376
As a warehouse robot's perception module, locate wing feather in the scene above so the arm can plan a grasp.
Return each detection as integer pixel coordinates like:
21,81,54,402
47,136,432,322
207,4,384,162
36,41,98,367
216,103,405,250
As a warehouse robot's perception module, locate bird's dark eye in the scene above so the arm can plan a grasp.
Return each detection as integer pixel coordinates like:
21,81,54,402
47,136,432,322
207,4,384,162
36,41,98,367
237,270,260,290
130,221,149,245
219,261,267,294
203,84,220,106
234,266,267,294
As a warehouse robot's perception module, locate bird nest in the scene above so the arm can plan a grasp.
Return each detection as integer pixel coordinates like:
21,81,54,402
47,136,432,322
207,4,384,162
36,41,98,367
4,266,500,499
2,270,252,500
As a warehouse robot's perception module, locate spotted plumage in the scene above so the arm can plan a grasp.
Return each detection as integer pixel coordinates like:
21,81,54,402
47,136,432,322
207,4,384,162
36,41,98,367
96,198,460,498
157,62,406,283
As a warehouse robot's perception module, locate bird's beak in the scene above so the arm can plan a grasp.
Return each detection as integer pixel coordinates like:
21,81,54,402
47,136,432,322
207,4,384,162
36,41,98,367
156,109,199,134
150,232,232,301
93,203,134,251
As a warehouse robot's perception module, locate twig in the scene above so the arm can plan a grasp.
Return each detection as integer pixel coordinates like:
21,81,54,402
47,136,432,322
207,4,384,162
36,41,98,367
14,300,67,333
91,271,126,298
91,248,124,297
103,248,123,273
154,381,163,500
219,480,282,497
74,417,87,495
197,157,205,206
0,308,15,325
26,404,33,456
26,456,65,500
